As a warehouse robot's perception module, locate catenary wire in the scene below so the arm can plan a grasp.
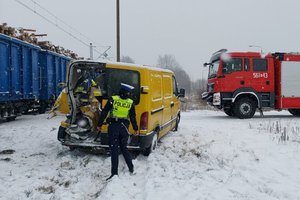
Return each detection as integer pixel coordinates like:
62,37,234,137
29,0,110,50
14,0,110,57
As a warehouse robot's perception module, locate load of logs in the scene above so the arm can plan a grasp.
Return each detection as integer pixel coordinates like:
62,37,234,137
0,23,78,59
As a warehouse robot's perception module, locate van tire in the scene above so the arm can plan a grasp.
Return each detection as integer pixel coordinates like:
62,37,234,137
57,126,67,142
143,132,158,156
173,115,180,131
233,97,256,119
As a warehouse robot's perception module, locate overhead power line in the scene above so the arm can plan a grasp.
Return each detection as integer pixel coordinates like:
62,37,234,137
14,0,110,57
29,0,110,50
15,0,89,47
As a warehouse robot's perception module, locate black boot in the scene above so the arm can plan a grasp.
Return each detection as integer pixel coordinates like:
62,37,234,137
129,166,134,174
106,174,117,181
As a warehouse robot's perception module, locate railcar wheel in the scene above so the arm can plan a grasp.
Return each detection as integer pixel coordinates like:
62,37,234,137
38,103,47,114
6,116,16,122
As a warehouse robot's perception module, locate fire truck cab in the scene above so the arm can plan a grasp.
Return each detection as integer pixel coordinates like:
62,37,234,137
202,49,300,118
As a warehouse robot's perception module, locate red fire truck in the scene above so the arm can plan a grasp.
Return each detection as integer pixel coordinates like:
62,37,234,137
202,49,300,119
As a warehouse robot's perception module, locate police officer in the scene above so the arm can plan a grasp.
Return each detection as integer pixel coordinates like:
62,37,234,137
98,83,139,180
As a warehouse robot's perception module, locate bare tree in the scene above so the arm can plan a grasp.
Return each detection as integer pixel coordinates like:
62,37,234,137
191,79,208,105
157,54,179,69
157,54,191,94
191,79,207,95
121,56,135,63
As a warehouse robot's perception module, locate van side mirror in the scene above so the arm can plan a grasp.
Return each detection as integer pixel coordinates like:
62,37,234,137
222,68,228,74
178,88,185,97
203,62,212,67
57,82,66,88
141,86,149,94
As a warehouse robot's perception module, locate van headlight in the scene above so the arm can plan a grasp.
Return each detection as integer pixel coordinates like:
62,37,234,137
213,93,221,105
77,117,89,128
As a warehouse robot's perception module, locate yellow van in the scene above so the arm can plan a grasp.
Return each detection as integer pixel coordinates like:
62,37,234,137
56,60,185,155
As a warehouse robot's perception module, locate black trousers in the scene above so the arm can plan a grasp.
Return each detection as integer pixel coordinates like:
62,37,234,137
108,122,133,175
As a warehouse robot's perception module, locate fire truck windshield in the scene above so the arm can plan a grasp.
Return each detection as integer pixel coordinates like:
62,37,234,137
208,60,220,79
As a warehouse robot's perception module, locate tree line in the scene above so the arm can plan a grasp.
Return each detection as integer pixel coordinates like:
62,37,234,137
121,54,207,98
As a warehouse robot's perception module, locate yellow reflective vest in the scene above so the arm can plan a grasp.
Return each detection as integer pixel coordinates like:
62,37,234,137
111,95,133,118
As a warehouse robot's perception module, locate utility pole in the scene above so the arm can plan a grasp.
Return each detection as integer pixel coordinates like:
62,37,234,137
89,43,94,60
116,0,120,62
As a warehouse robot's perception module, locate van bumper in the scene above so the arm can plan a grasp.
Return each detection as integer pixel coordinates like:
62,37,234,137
138,131,156,150
62,131,155,151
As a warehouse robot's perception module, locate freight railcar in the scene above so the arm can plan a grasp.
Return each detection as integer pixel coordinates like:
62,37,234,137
0,33,71,121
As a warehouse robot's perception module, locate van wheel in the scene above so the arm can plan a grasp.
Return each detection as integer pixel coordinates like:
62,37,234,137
288,109,300,116
57,126,67,142
143,132,158,156
173,115,180,131
233,97,256,119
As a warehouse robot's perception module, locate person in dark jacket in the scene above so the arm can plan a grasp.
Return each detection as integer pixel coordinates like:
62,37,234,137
98,83,139,180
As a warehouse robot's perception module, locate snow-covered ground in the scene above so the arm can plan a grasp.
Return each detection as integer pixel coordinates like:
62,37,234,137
1,110,300,200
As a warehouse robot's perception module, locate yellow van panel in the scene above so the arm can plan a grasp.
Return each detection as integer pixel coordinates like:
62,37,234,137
103,63,181,137
49,89,70,116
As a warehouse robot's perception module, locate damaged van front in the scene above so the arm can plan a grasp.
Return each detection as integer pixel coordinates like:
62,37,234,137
55,60,184,155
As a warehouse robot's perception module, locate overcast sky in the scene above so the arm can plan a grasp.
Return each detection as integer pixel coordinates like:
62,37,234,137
2,0,300,80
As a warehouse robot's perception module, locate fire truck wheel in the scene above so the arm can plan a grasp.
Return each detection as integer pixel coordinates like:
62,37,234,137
233,97,256,119
224,107,234,117
288,109,300,116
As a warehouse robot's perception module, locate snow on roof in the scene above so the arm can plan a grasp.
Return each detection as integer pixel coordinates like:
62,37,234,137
70,60,173,73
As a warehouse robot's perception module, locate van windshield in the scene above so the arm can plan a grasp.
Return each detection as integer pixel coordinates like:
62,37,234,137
104,68,140,104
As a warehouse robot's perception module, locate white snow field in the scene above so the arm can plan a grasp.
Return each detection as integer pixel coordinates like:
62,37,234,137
1,110,300,200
